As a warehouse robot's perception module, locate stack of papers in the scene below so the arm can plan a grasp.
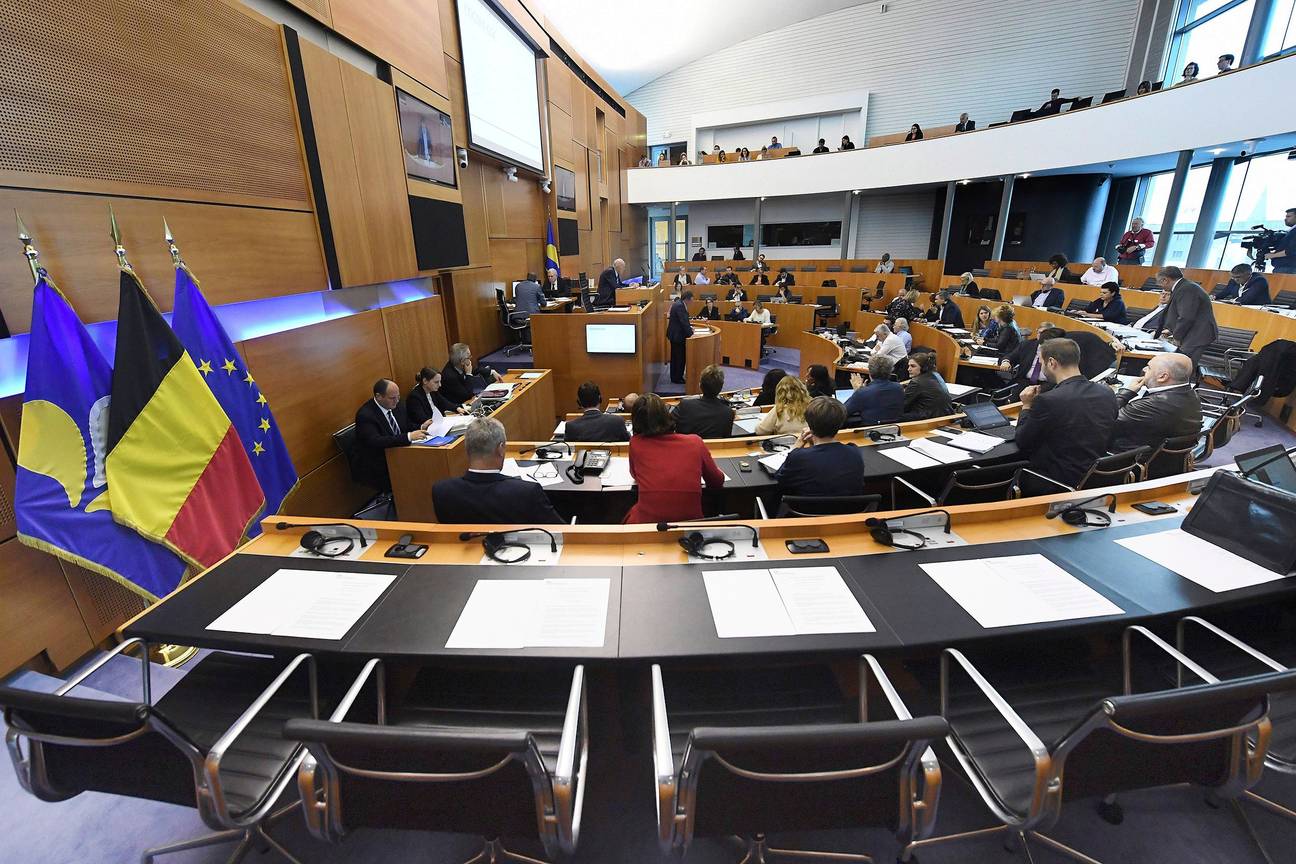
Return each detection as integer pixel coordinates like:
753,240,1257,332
1117,530,1292,592
208,569,397,640
446,578,610,648
552,421,566,437
519,372,545,380
920,555,1123,628
599,456,635,489
479,383,516,399
758,450,788,473
942,431,1003,453
909,438,971,464
964,355,1002,367
702,567,874,638
500,459,563,487
876,446,940,470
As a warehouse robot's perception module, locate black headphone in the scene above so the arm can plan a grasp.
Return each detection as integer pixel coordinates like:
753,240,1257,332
482,532,532,564
678,531,736,561
865,519,928,551
299,530,355,558
1048,494,1116,529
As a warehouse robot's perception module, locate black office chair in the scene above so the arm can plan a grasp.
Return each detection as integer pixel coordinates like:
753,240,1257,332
1139,432,1199,479
935,460,1032,506
1076,447,1148,489
1199,373,1265,436
332,424,393,518
776,493,881,518
1065,299,1090,313
761,313,778,358
1009,108,1032,122
903,628,1296,864
757,293,773,303
698,292,717,301
1068,96,1093,109
287,661,587,863
1199,325,1257,384
1274,289,1296,308
790,294,804,304
799,265,817,273
496,289,531,357
1,641,317,863
980,288,1002,300
1101,88,1127,103
1124,305,1153,322
653,659,947,862
825,264,843,273
815,294,839,327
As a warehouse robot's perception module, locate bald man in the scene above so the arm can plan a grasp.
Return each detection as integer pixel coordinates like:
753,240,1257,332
1111,353,1201,453
595,257,625,307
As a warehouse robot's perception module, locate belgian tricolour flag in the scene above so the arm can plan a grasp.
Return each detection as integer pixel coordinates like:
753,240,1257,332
105,269,264,570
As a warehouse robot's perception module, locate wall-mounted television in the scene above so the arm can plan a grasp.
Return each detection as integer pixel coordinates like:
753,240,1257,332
585,323,636,354
396,89,456,187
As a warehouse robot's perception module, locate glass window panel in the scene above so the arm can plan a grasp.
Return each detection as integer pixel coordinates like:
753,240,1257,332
1228,153,1296,232
1168,1,1252,79
1186,0,1241,23
1137,166,1211,236
1263,0,1296,54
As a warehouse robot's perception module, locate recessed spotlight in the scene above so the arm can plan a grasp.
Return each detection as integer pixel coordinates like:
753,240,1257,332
1209,148,1226,155
852,189,861,195
958,179,971,185
1019,173,1031,179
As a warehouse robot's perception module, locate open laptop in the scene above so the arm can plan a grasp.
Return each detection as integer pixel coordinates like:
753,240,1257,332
1236,445,1296,494
1012,295,1032,306
962,401,1011,430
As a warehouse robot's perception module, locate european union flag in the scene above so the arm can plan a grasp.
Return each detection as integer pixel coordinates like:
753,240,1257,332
171,266,297,535
15,277,188,600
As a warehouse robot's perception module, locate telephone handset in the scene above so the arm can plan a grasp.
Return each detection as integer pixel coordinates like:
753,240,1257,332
566,449,611,484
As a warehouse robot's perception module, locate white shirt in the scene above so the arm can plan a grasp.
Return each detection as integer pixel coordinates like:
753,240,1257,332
694,273,710,285
875,261,895,273
1081,264,1119,286
1133,305,1167,330
375,398,411,440
746,308,771,325
876,333,909,364
1033,289,1054,308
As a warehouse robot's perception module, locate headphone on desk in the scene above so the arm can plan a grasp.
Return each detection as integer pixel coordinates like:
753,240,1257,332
678,531,736,561
298,530,355,558
865,518,929,551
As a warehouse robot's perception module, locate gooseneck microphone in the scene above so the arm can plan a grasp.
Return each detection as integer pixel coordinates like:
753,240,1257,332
656,518,758,548
516,441,573,458
459,527,559,552
274,521,368,547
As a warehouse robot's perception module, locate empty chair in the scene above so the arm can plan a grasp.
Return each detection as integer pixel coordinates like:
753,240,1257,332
776,493,882,518
1065,299,1090,313
825,264,843,273
815,294,840,327
1101,88,1127,103
1142,276,1161,290
1139,432,1199,479
0,640,316,864
286,661,587,863
1076,447,1148,489
1124,305,1153,322
902,627,1296,863
1273,289,1296,308
980,287,1003,300
1068,96,1093,109
799,265,817,273
654,659,947,862
937,460,1032,505
496,288,532,356
1199,325,1256,383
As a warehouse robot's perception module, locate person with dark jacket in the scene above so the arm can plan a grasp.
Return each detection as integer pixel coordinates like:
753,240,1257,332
1030,277,1066,309
885,289,923,325
565,381,630,443
666,291,693,384
924,290,965,327
691,246,707,261
774,397,865,498
749,271,770,286
987,305,1022,356
441,343,501,404
595,258,625,306
1157,266,1219,370
905,124,924,141
1015,338,1118,486
774,268,796,290
955,113,975,132
901,353,954,420
1214,264,1270,305
753,368,787,407
805,364,836,399
1111,354,1202,453
406,367,464,428
693,298,721,320
356,379,427,492
1077,282,1128,324
843,355,904,425
999,326,1067,396
432,418,562,524
672,365,735,438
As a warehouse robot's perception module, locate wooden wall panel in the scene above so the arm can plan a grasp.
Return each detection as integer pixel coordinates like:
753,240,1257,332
439,0,462,62
281,454,373,519
60,561,147,646
549,106,575,167
444,266,507,355
285,0,332,24
484,169,543,239
0,189,326,334
459,162,492,268
574,146,592,231
382,296,451,389
241,310,393,477
546,59,573,117
0,540,94,674
330,0,449,97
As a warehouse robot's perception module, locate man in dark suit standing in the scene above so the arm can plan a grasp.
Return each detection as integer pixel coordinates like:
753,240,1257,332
432,418,562,524
666,290,693,385
1111,354,1202,453
1157,266,1218,374
924,290,965,327
774,397,864,498
595,258,624,307
672,365,735,437
565,381,630,443
1214,263,1270,306
1014,338,1118,486
355,379,427,492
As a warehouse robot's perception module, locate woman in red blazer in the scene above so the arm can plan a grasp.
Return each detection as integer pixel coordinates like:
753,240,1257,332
624,394,725,524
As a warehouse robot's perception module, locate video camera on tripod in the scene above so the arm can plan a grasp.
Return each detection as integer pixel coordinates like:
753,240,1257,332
1241,224,1284,268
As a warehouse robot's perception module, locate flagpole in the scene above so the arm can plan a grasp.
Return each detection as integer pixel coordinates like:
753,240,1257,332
109,205,133,272
16,211,42,285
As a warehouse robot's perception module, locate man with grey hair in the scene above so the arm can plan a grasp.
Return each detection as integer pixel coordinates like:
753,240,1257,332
431,417,562,524
843,353,904,425
544,267,562,297
1111,353,1201,453
1156,265,1218,374
893,317,912,352
595,257,625,307
1080,256,1119,287
1031,275,1066,309
872,323,909,366
924,290,965,327
441,342,502,404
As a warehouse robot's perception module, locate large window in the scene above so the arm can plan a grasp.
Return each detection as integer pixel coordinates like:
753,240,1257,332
648,204,687,277
760,221,842,248
1165,0,1252,81
1262,0,1296,56
708,224,754,249
1133,166,1211,266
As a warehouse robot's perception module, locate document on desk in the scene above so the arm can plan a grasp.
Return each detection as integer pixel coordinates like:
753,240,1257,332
703,570,794,638
943,431,1003,453
770,567,875,634
446,578,611,648
703,567,872,638
946,382,978,398
910,438,971,464
519,372,545,380
1117,529,1291,592
758,450,788,473
734,416,762,434
921,555,1123,628
599,456,635,489
552,421,566,438
207,569,397,640
875,445,940,470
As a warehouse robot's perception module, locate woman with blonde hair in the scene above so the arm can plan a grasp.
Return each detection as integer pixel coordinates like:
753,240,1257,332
755,375,812,435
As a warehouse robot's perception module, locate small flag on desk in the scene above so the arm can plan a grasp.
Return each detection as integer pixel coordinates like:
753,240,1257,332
105,269,265,570
545,217,560,277
171,266,297,535
15,276,188,600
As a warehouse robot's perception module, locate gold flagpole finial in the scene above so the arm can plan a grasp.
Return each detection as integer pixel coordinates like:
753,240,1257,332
16,210,41,284
109,206,132,271
163,217,183,269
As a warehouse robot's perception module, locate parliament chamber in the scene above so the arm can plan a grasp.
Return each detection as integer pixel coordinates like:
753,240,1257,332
3,1,1296,863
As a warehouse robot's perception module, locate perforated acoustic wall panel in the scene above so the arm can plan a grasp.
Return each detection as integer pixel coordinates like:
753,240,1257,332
853,191,937,259
0,0,309,207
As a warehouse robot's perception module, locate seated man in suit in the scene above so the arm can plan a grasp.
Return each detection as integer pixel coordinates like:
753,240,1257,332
1111,353,1201,453
564,381,630,443
441,342,502,404
724,302,747,322
1030,276,1066,309
671,365,735,438
1015,338,1118,486
774,397,865,497
512,272,545,317
1133,288,1172,333
432,418,562,524
355,378,428,492
694,298,721,320
955,112,975,132
1214,263,1270,305
924,290,965,327
543,267,564,297
595,258,625,307
1000,325,1066,398
843,354,904,425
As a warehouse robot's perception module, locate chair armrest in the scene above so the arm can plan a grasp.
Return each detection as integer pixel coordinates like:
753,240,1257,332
861,654,913,721
56,637,151,705
891,475,936,509
1019,468,1074,494
755,497,770,520
861,655,942,842
328,657,386,724
1122,625,1217,695
203,653,318,827
650,665,678,852
552,666,587,853
1176,616,1286,681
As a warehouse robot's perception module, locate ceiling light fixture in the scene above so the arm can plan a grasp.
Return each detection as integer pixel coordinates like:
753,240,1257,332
1209,148,1226,155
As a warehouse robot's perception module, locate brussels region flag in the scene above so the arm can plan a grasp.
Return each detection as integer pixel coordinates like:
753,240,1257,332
545,218,560,277
15,276,188,600
171,266,297,535
105,269,264,569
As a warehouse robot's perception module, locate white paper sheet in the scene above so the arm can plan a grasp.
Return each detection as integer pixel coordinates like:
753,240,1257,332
529,579,611,647
964,355,1002,366
207,569,396,640
769,567,875,634
921,555,1123,628
446,578,611,648
946,382,978,397
734,417,762,434
910,438,972,464
599,456,635,489
520,372,545,379
1117,529,1292,592
943,431,1003,453
702,570,794,638
759,451,788,473
875,446,940,470
445,580,531,648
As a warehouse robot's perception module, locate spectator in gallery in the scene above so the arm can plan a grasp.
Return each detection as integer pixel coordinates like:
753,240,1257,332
955,112,975,132
1038,88,1072,113
691,245,707,261
677,153,692,165
637,154,651,167
905,124,924,141
656,151,668,166
739,147,752,161
770,135,782,149
876,252,895,273
839,134,855,150
732,246,745,261
756,145,769,160
717,149,727,163
1174,61,1200,86
813,138,830,154
1216,53,1235,74
1136,80,1153,95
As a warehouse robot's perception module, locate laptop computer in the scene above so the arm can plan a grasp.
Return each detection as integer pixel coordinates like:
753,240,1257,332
1236,445,1296,494
1012,295,1032,306
962,401,1011,430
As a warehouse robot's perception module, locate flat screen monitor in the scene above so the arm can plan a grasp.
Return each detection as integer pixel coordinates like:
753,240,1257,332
585,323,636,354
396,90,456,187
1235,445,1296,494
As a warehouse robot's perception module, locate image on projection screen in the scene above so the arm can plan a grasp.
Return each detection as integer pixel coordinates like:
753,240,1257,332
455,0,545,174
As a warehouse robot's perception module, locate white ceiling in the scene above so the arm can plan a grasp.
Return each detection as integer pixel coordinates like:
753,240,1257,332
533,0,870,95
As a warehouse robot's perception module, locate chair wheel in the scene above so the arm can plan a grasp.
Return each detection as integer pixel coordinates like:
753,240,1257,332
1097,799,1124,824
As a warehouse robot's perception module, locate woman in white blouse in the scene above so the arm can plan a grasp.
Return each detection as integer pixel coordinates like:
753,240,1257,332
754,375,811,436
745,299,772,326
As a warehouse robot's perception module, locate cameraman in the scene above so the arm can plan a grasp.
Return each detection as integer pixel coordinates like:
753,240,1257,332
1268,208,1296,274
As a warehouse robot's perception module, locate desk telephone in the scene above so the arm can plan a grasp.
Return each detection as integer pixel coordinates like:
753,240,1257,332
566,449,611,484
